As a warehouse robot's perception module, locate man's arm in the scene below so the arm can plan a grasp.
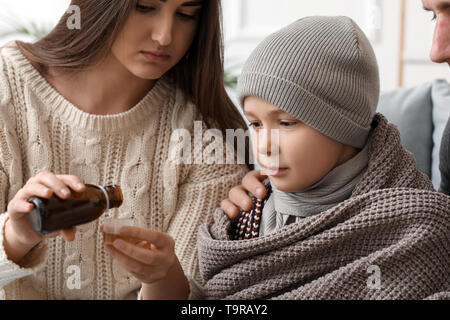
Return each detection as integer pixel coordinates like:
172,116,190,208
439,117,450,195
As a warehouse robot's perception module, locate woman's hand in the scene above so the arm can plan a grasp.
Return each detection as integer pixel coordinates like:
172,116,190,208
220,170,267,219
102,225,189,300
101,226,177,284
4,171,85,264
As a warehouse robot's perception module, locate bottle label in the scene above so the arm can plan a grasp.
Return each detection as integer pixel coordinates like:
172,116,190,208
97,185,110,209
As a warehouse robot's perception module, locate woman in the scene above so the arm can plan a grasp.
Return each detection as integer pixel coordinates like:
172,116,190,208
0,0,249,299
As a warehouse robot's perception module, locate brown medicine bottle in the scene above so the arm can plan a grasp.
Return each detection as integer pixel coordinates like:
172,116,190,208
27,184,123,235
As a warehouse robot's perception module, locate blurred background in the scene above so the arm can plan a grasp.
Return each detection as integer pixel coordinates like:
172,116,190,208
0,0,448,188
222,0,449,92
0,0,448,92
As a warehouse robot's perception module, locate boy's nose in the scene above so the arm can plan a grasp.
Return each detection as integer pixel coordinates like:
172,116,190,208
257,129,271,155
256,129,280,160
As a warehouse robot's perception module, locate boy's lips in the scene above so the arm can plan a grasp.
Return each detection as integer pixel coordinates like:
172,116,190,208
260,167,288,177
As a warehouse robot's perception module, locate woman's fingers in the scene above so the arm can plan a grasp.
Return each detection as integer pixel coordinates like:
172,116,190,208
109,238,163,265
117,227,174,250
104,244,166,283
104,241,171,283
104,244,146,274
23,171,85,201
7,182,50,220
102,228,177,284
8,172,85,219
60,227,77,242
55,175,86,193
9,175,84,222
7,198,34,220
18,182,53,201
29,171,73,199
5,171,84,249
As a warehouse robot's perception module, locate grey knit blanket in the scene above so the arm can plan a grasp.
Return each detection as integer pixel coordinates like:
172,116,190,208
196,114,450,300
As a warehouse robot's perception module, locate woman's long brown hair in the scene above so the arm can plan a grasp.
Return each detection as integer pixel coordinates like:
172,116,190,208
17,0,251,167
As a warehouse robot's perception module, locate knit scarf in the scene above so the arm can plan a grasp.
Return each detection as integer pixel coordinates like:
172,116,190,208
261,141,369,236
196,114,450,300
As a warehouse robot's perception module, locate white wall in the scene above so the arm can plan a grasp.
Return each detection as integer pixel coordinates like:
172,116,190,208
0,0,70,44
0,0,448,91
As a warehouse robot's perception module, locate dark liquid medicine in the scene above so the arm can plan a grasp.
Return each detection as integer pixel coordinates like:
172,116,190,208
28,184,123,235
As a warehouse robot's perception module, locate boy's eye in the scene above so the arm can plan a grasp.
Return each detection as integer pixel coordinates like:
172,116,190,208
248,121,261,129
280,121,297,127
431,13,437,21
136,4,155,13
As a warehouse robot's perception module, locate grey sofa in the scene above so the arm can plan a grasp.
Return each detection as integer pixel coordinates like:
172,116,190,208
377,79,450,190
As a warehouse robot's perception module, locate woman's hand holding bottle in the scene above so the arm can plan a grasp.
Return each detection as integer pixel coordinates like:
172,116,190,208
4,171,85,264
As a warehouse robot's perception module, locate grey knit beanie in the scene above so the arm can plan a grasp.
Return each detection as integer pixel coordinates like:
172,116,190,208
237,16,380,148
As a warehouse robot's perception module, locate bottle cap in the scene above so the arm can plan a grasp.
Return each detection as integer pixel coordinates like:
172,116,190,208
27,197,50,235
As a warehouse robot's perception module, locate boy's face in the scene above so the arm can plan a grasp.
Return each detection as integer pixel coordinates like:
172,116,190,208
244,96,356,193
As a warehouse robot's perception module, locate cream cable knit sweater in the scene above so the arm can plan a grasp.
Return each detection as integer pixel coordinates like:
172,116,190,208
0,42,248,299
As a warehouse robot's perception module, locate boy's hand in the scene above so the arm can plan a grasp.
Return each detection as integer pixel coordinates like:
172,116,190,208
221,170,267,219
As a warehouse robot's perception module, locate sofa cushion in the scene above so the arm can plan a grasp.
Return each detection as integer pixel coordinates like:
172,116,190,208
377,82,433,178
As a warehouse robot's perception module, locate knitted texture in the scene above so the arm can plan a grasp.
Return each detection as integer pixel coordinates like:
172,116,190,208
0,42,248,299
237,16,380,148
196,114,450,300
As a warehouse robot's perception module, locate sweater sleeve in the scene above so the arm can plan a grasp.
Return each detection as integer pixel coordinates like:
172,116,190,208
187,276,205,300
167,161,248,285
0,55,49,290
0,213,49,288
135,277,205,300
